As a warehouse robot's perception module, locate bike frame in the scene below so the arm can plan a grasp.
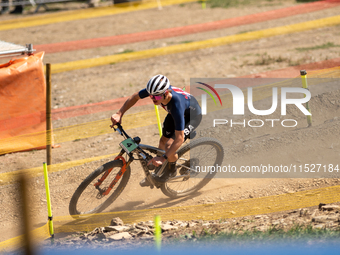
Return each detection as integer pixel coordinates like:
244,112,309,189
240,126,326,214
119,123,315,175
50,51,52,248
96,124,167,192
95,123,196,195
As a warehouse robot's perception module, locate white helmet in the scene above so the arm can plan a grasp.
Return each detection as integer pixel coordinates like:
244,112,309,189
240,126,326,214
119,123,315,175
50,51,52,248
146,74,170,95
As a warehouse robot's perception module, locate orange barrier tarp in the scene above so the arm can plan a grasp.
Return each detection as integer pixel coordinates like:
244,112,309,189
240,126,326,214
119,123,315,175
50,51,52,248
0,52,47,155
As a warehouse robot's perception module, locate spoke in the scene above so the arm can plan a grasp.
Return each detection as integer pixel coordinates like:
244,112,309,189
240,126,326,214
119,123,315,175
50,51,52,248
76,167,123,214
165,142,219,195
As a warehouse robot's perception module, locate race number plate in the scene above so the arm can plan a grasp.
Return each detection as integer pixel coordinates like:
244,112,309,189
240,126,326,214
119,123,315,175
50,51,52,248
119,138,138,154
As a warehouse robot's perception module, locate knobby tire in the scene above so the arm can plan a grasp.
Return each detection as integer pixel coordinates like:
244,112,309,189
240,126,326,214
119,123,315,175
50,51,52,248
69,160,130,216
161,137,224,198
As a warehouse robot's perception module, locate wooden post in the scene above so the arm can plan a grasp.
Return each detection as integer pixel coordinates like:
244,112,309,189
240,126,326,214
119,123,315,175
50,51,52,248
46,63,52,166
19,175,34,255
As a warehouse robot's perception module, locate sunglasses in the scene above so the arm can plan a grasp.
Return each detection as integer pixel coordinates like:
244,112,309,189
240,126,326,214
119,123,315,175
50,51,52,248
149,94,164,100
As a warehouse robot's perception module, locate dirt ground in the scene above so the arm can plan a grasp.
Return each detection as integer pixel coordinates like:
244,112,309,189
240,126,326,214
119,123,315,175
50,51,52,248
40,202,340,250
0,0,340,244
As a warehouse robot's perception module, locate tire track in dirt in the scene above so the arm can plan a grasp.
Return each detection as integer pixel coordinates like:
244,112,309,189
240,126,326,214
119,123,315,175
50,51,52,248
50,15,340,73
1,86,339,249
51,57,340,120
0,0,198,31
35,0,340,54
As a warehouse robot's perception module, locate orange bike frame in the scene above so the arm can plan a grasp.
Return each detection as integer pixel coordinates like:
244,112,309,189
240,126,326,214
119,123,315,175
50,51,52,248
94,156,127,196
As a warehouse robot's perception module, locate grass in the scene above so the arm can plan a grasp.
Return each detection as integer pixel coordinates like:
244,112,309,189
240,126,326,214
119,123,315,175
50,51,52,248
240,52,314,67
254,53,287,65
237,30,254,34
207,0,251,8
288,55,312,66
295,42,340,52
296,0,319,2
206,0,283,8
204,0,319,9
179,224,340,244
115,49,134,54
180,40,194,44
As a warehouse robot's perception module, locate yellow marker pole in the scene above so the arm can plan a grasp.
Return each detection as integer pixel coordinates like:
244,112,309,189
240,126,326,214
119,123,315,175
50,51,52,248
201,0,206,9
154,215,161,251
300,70,312,127
154,105,163,137
156,0,162,10
43,162,54,239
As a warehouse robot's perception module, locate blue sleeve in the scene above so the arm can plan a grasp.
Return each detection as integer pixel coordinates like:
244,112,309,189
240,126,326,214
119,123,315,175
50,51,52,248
138,89,149,99
171,95,185,131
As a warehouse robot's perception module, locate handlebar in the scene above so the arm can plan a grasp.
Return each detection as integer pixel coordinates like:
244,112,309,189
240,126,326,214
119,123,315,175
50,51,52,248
112,123,130,139
112,123,153,162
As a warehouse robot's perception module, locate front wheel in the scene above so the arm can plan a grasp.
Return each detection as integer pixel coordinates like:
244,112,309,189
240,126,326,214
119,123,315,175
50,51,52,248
69,160,130,216
161,137,224,198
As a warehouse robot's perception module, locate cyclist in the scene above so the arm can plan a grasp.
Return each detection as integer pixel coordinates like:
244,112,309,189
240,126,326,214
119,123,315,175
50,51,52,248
111,74,202,186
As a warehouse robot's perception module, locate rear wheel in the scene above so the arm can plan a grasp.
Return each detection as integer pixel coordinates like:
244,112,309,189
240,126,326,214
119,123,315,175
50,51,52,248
161,137,224,198
69,160,130,216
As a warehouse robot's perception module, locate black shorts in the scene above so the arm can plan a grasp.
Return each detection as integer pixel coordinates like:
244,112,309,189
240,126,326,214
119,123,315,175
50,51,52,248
162,113,202,140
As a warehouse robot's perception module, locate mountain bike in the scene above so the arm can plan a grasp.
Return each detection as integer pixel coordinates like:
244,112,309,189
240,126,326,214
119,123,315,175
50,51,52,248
69,123,224,216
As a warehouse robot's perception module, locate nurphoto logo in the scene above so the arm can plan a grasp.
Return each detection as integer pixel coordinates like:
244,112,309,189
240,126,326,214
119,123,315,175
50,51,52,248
195,81,312,128
199,84,311,116
196,82,222,115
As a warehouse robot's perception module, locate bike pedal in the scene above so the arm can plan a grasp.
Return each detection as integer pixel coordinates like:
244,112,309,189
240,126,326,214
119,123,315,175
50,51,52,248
139,178,151,187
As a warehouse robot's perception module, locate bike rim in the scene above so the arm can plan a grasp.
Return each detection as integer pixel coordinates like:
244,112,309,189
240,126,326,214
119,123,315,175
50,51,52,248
76,167,124,214
165,141,221,196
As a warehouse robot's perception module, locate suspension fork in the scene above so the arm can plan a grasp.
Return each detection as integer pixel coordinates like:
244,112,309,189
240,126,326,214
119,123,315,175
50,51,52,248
94,153,131,196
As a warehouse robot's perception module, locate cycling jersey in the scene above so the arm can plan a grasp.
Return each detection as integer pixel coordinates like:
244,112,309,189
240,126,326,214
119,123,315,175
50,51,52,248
139,86,202,139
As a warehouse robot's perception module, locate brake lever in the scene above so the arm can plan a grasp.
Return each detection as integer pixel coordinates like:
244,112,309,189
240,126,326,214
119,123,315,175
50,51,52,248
110,124,123,136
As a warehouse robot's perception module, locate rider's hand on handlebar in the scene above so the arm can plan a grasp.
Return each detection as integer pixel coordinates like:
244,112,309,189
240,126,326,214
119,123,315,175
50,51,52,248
148,156,165,167
110,113,121,128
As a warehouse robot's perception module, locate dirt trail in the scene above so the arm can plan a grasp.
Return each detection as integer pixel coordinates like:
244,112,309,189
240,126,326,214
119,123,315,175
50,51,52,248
0,0,340,243
1,85,339,242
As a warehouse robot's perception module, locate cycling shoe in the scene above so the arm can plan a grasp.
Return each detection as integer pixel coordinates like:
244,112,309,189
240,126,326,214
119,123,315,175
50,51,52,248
139,178,151,187
153,167,177,183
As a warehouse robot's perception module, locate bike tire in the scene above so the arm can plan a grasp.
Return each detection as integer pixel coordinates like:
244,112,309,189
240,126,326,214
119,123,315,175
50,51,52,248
161,137,224,198
69,160,130,216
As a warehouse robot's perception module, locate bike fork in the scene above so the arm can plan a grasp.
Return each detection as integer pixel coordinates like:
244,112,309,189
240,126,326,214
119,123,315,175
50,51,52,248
94,155,129,196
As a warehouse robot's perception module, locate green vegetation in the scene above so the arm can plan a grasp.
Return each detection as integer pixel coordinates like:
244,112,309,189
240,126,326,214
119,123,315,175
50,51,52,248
207,0,251,8
245,52,315,67
179,225,340,244
295,42,340,52
204,0,320,9
180,40,194,44
237,30,254,34
253,53,287,65
296,0,319,3
115,49,134,54
288,55,312,66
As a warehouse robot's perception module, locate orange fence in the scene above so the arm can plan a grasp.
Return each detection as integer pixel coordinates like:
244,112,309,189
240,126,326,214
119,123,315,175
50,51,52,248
0,52,48,155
